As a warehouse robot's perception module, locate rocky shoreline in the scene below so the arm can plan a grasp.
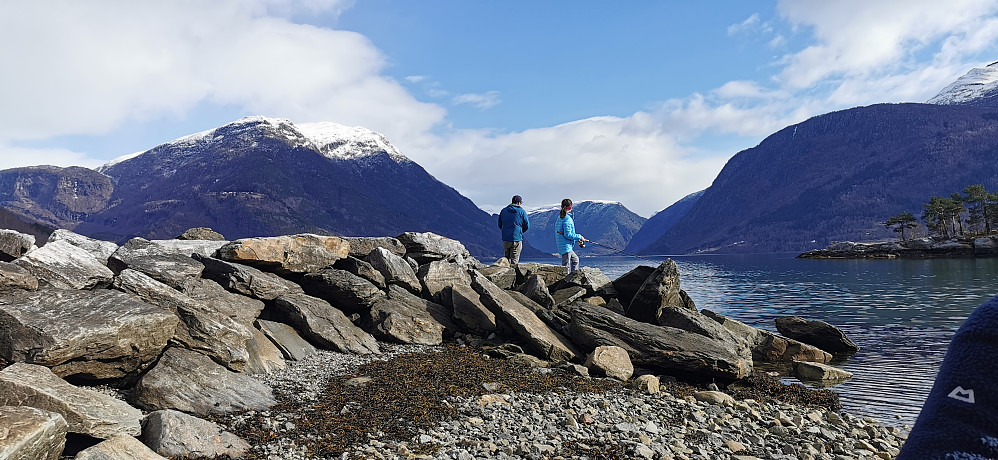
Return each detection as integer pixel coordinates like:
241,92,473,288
0,227,906,459
798,235,998,259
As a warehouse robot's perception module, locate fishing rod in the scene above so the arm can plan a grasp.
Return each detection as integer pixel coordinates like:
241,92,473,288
580,239,662,264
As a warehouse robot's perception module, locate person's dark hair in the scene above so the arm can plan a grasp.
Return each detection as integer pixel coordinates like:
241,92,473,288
560,198,573,219
512,195,522,204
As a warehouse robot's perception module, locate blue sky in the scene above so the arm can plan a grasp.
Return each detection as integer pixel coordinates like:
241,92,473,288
3,1,998,216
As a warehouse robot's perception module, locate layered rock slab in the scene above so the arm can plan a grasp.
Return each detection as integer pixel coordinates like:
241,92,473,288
0,405,68,460
15,240,114,290
216,234,349,274
272,293,380,354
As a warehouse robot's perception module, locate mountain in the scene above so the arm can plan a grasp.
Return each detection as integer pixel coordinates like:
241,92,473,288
624,190,704,254
927,61,998,105
0,165,113,230
639,65,998,255
0,117,503,258
523,201,646,256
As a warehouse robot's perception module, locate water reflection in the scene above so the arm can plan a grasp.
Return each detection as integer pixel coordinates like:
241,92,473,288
522,254,998,427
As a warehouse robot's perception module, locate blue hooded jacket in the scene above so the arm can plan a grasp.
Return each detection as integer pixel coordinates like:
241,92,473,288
498,204,529,242
554,212,583,255
898,293,998,459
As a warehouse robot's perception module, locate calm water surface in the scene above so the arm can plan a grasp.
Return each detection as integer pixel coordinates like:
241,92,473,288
523,254,998,427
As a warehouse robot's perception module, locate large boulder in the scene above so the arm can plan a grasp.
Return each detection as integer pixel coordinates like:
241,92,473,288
775,316,860,353
194,255,304,301
701,310,831,364
569,304,752,381
584,346,634,381
552,286,588,308
0,363,142,438
47,229,118,264
655,306,748,351
76,434,166,460
518,274,554,308
15,240,114,289
480,265,516,289
271,293,380,354
243,328,287,374
0,262,38,291
177,277,265,326
0,288,177,380
176,227,225,241
131,348,275,417
333,256,387,289
514,263,568,287
470,271,580,362
140,409,249,459
449,284,498,336
362,286,453,345
366,247,421,294
113,269,254,372
552,267,616,296
342,236,405,258
255,320,318,361
299,269,386,315
396,232,469,264
215,234,349,274
0,406,67,460
417,260,471,303
612,265,655,307
626,259,695,324
107,238,206,289
0,230,35,262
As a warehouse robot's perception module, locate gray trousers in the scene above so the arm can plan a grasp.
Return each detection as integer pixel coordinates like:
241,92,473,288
561,251,579,273
503,241,522,264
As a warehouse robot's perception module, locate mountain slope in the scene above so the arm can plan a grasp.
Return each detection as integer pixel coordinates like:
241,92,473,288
625,190,704,254
4,117,503,258
640,101,998,255
523,201,646,256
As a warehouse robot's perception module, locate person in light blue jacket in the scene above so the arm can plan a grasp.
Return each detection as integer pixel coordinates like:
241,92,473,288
554,198,587,273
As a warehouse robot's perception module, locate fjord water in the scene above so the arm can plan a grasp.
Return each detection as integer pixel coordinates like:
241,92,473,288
525,254,998,427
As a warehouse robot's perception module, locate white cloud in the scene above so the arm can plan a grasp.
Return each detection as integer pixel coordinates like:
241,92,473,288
452,91,502,110
404,75,429,83
728,14,762,36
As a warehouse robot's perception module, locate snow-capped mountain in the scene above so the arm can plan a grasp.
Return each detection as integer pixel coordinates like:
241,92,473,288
524,200,646,256
0,116,502,258
927,61,998,105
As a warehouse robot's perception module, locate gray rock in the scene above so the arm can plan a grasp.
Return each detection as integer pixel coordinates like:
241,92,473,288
0,363,142,438
552,286,588,308
362,286,453,345
417,260,471,303
570,304,752,381
471,271,580,362
107,238,205,289
194,254,304,301
480,265,516,289
518,274,554,308
612,265,655,312
632,374,660,394
515,263,568,287
584,345,633,381
342,236,406,258
626,259,695,324
47,229,118,264
775,316,860,353
793,361,854,381
272,293,380,354
76,434,166,460
333,256,387,289
140,409,249,459
113,269,254,372
702,310,832,364
0,288,178,380
396,232,470,264
243,328,287,374
15,240,114,289
449,284,497,335
0,229,35,262
366,247,421,294
694,390,735,405
177,277,265,326
256,320,318,361
131,347,276,416
176,227,225,241
216,234,350,274
300,268,386,315
0,405,67,460
505,289,545,314
553,267,616,296
0,262,38,291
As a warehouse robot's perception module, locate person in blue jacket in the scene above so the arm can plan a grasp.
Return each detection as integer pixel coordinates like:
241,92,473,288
897,293,998,459
498,195,529,264
554,198,587,273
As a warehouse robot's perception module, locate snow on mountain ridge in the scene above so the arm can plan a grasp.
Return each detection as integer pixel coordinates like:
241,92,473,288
927,61,998,105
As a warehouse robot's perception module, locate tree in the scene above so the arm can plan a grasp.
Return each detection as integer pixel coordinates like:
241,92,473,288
923,196,952,238
963,184,996,235
885,211,918,242
948,193,966,236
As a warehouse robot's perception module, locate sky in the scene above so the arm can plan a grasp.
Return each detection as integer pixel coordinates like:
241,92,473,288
3,1,998,217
